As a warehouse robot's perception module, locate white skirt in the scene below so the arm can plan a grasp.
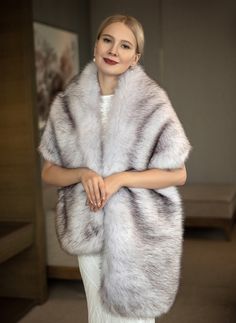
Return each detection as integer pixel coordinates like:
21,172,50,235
78,253,155,323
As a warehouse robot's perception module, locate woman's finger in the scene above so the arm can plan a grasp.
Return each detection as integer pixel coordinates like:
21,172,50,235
89,200,98,212
93,179,102,207
84,186,93,205
99,179,106,204
88,180,97,206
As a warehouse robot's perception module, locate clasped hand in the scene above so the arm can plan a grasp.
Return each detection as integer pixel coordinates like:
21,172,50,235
81,168,122,212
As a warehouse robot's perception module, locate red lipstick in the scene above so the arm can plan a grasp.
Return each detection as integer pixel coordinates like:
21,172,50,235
104,58,118,65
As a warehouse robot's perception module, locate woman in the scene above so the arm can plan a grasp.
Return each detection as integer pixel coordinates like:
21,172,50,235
39,14,191,323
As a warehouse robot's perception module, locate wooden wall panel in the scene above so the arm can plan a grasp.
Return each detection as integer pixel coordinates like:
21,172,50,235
0,0,47,303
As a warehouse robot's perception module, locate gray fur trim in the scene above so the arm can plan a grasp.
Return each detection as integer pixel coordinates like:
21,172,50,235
39,61,191,318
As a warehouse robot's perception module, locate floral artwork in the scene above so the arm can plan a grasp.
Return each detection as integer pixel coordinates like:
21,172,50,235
33,22,79,132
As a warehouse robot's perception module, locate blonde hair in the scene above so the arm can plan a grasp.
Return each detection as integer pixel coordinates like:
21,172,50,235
96,14,145,56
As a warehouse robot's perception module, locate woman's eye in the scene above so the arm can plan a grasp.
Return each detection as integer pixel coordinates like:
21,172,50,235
103,37,111,43
121,44,131,49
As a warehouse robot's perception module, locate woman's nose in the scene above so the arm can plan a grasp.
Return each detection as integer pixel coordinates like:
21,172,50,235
108,44,118,56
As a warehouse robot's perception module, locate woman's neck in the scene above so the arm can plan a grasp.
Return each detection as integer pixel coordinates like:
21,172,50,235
97,71,118,95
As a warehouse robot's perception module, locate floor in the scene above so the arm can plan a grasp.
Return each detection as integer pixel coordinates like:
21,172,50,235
20,226,236,323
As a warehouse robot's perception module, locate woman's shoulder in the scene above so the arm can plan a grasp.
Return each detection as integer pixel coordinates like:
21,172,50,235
127,65,170,105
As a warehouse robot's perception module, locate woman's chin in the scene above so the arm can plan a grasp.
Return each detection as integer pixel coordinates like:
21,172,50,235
97,64,128,78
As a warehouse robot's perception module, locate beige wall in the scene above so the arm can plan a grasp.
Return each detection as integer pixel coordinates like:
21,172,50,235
90,0,236,183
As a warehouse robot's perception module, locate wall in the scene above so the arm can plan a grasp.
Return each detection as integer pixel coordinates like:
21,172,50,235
89,0,236,183
0,0,47,303
161,0,236,182
33,0,91,70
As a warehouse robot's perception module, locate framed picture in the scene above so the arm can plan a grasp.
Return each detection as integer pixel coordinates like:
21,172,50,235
33,22,79,132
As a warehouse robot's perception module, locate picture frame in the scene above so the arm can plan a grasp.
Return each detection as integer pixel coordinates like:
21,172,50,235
33,22,79,133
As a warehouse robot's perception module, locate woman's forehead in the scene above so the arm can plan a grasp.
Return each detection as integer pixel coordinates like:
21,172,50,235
101,22,136,44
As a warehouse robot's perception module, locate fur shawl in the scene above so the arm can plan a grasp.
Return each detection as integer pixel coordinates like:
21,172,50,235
39,61,191,319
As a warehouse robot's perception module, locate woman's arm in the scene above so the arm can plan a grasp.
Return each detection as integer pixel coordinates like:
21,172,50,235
41,160,85,187
41,160,106,207
91,166,187,211
119,165,187,190
42,161,186,212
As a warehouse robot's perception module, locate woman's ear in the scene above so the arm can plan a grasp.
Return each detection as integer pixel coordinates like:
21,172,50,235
135,53,141,64
131,53,141,68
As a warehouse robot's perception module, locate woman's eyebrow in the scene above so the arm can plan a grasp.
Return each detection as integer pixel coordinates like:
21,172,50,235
101,33,134,46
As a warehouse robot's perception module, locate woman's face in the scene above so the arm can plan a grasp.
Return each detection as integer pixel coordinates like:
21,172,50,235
94,22,140,78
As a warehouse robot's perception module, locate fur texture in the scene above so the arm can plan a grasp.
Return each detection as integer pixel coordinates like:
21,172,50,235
39,62,191,319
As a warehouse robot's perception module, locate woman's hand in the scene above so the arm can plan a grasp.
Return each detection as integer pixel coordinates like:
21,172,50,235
88,173,123,212
80,168,106,210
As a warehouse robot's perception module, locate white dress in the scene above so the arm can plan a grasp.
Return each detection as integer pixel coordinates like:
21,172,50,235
78,95,155,323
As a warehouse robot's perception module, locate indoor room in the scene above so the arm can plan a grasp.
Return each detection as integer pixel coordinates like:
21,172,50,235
0,0,235,322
